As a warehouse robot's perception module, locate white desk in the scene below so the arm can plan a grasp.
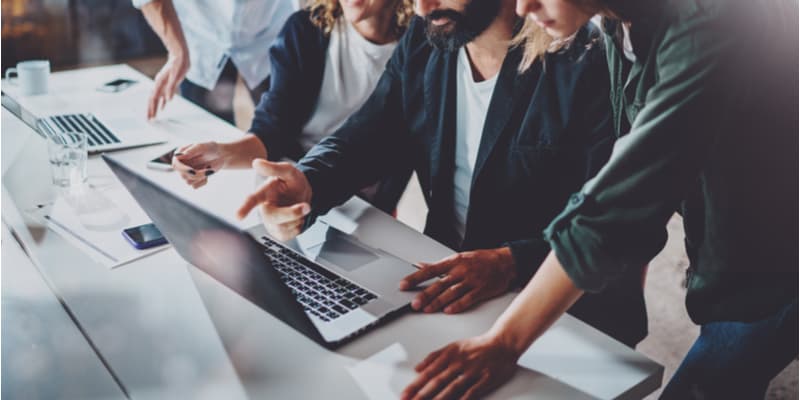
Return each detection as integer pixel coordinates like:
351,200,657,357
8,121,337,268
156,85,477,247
1,64,663,399
1,202,125,400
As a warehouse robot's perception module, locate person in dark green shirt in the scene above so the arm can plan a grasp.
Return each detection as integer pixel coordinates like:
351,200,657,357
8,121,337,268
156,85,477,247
402,0,798,399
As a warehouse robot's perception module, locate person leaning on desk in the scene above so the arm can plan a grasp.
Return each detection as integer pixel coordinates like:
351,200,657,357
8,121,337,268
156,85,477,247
233,0,649,348
134,0,295,123
169,0,415,215
400,0,799,399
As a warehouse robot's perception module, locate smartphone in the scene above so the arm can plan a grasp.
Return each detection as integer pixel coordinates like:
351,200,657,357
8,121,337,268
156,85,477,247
122,223,168,249
97,78,137,93
147,148,176,171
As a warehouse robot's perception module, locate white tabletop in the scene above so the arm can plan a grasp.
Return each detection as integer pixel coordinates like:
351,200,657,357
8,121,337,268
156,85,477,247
1,64,663,399
1,203,125,400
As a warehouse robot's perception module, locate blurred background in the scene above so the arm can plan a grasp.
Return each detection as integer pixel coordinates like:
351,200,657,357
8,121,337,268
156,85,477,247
2,0,164,74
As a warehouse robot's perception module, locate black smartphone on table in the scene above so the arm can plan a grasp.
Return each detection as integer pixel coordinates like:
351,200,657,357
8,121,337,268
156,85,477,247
97,78,137,93
122,223,168,249
146,148,176,171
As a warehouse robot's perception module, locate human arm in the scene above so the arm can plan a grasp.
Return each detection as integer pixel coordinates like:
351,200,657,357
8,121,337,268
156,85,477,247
236,159,312,240
171,134,267,189
136,0,190,119
401,251,583,400
544,12,730,291
403,12,733,399
237,17,417,239
249,11,329,163
171,11,326,189
292,19,416,220
398,247,517,314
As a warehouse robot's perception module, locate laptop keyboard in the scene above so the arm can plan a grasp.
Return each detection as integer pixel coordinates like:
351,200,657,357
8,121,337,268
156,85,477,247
260,236,377,322
42,113,121,147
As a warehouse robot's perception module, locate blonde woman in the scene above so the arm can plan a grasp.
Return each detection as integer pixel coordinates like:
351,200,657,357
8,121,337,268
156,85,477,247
172,0,414,213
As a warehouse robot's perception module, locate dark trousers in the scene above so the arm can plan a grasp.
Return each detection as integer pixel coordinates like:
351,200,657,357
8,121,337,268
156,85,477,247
661,300,798,399
180,60,270,124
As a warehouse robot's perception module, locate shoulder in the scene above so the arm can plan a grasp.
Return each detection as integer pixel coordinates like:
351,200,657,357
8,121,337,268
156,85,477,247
278,9,325,38
390,16,435,69
559,21,606,66
271,9,328,58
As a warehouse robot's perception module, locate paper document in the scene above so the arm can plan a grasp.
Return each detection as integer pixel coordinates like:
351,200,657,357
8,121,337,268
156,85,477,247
346,343,417,399
27,181,169,268
346,342,597,399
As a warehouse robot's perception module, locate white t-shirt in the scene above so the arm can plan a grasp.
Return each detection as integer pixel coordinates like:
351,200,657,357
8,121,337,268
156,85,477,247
300,17,397,151
453,47,498,241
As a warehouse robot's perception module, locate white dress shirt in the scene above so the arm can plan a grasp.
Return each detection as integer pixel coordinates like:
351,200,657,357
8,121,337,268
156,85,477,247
133,0,298,90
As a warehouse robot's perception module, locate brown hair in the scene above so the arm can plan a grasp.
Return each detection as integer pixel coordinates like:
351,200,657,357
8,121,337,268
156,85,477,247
308,0,415,37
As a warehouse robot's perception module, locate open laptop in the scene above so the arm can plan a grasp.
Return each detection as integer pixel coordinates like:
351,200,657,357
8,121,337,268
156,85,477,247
37,112,166,153
103,154,418,349
2,89,166,154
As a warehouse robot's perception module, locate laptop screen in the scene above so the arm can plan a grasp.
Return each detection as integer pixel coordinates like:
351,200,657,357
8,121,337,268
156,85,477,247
103,155,327,347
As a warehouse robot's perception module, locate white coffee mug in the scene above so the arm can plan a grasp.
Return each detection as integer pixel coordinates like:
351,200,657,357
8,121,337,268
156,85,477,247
5,60,50,95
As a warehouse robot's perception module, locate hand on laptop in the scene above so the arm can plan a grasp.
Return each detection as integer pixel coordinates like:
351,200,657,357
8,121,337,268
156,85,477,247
173,142,228,189
401,333,518,400
399,247,516,314
237,159,312,240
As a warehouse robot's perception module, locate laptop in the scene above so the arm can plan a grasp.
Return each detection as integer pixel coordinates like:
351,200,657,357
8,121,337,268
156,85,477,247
103,154,418,349
37,112,166,153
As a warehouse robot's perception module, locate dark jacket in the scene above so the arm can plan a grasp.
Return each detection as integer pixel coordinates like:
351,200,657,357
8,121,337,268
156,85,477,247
545,0,798,324
248,10,410,213
297,17,648,346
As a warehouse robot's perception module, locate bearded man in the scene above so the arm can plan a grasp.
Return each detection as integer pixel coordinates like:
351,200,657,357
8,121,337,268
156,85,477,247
237,0,648,347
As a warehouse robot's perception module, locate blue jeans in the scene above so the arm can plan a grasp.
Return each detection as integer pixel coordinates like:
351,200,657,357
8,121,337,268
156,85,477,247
180,60,269,124
660,301,798,399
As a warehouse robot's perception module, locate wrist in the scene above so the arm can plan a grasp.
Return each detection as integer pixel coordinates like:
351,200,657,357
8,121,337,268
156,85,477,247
217,142,237,166
497,246,517,288
222,135,267,168
483,327,528,360
168,48,189,67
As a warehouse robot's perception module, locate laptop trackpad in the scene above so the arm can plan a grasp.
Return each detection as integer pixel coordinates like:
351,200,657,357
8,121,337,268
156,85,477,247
309,236,379,272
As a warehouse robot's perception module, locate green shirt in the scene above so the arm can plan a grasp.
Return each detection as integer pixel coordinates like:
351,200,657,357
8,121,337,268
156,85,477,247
545,0,798,324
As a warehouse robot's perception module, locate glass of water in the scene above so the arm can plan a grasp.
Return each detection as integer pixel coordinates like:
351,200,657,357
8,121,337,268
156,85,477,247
46,130,88,189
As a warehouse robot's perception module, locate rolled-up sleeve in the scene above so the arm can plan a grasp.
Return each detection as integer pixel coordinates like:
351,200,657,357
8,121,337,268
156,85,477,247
544,11,734,292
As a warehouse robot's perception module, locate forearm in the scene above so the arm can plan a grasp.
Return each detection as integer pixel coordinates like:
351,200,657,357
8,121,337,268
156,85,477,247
220,134,268,169
488,251,584,355
141,0,188,55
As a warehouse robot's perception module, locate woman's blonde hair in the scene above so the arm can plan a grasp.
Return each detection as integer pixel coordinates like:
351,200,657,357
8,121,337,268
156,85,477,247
308,0,415,37
511,19,556,72
513,0,606,72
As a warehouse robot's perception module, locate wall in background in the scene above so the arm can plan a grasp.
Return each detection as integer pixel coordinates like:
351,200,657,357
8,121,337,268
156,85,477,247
2,0,165,72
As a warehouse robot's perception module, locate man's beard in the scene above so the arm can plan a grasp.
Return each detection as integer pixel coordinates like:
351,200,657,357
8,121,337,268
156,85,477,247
424,0,502,52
